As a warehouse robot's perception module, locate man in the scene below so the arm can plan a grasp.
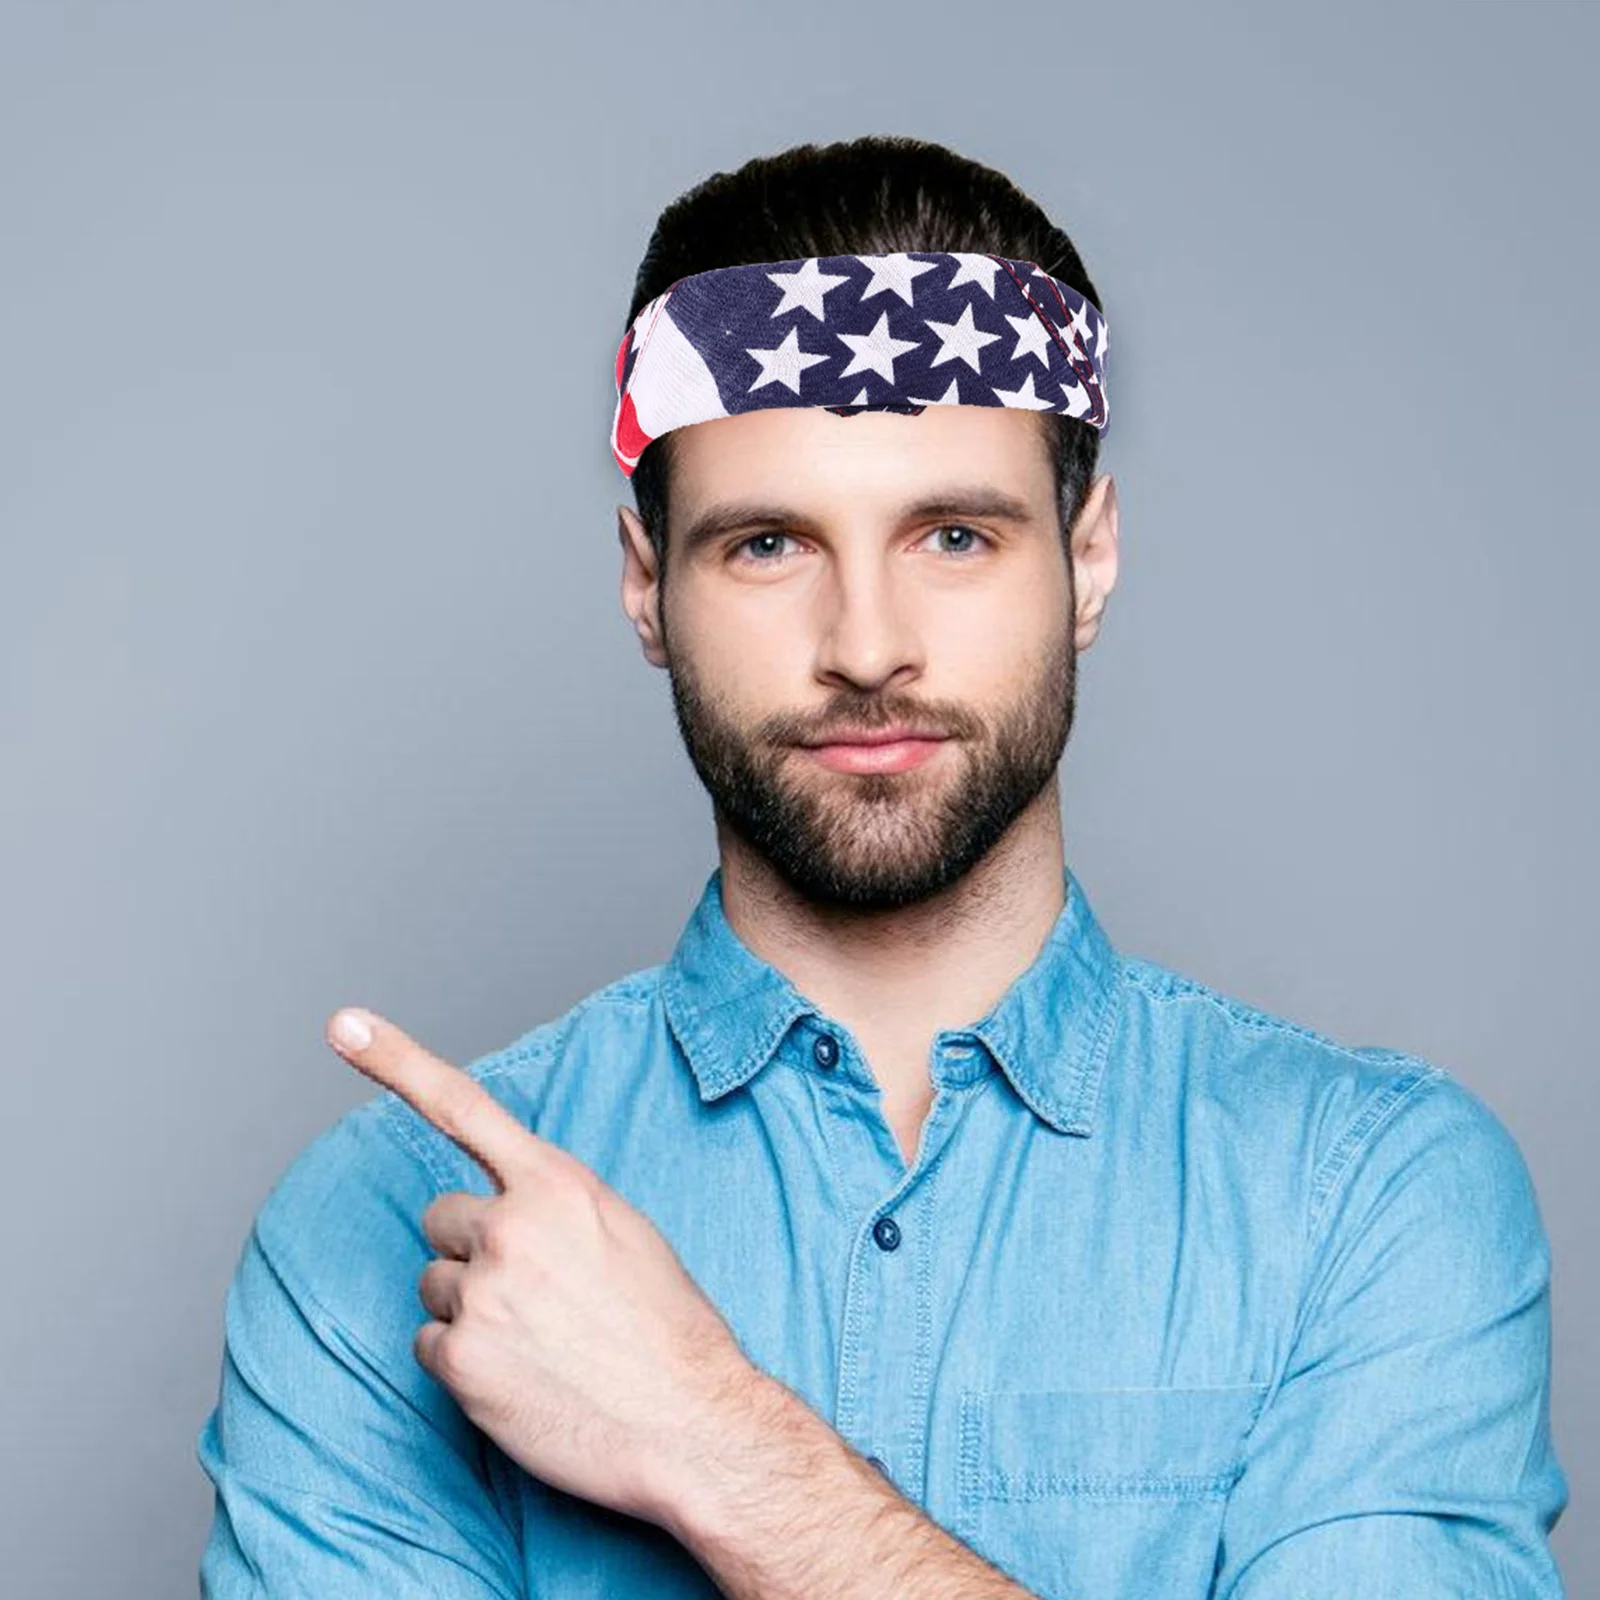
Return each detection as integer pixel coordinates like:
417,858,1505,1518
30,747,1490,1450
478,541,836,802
196,135,1568,1597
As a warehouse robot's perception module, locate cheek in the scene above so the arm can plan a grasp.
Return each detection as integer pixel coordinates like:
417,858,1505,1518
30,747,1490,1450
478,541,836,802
676,607,800,713
938,577,1062,664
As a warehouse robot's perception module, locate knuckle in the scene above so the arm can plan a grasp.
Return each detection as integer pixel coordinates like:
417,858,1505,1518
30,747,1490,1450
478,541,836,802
418,1261,450,1317
420,1207,444,1251
478,1207,517,1258
432,1329,465,1383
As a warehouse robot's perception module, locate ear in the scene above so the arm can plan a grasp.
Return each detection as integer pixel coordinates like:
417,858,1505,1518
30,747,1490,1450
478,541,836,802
617,504,669,669
1069,474,1120,653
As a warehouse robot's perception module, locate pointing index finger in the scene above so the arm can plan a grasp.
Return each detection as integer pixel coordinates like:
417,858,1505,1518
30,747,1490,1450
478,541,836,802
328,1008,544,1192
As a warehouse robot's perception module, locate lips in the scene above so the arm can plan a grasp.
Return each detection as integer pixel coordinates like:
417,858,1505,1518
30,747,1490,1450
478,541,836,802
802,727,947,747
804,736,948,775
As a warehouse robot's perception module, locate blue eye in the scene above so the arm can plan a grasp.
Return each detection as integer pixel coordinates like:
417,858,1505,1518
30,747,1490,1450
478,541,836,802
730,525,993,564
927,524,990,555
733,531,795,563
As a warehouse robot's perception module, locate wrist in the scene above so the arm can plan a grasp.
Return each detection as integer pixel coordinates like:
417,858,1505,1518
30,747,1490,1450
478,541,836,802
655,1366,814,1548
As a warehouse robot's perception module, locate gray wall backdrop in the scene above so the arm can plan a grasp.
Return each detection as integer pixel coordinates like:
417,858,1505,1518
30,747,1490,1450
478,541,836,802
2,2,1593,1594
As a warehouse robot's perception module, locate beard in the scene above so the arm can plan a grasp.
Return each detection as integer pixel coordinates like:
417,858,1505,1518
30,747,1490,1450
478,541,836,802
660,596,1078,914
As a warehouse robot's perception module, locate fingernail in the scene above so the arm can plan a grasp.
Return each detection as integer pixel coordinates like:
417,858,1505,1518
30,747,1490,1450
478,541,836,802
333,1009,373,1050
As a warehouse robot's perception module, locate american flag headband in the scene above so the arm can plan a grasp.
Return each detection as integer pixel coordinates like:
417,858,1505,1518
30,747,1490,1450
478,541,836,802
610,250,1109,478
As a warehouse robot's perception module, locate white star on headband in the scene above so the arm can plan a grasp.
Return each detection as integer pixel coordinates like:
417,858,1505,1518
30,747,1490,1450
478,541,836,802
1004,311,1055,369
945,253,1003,297
1060,378,1093,418
854,253,940,307
746,326,831,394
627,300,659,359
1067,296,1093,349
766,258,852,321
907,375,964,406
837,310,920,383
992,371,1055,409
923,303,1000,373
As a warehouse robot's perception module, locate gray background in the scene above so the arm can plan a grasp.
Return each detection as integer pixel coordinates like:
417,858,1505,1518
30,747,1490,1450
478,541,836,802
2,1,1593,1594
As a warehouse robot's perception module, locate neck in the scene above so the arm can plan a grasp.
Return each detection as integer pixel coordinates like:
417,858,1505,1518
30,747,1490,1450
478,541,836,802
713,782,1068,1073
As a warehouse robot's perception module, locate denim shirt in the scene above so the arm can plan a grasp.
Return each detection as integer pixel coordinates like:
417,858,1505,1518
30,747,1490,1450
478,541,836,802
196,865,1568,1597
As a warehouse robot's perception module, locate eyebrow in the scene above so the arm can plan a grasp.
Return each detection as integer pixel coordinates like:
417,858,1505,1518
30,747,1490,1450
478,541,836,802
677,488,1040,557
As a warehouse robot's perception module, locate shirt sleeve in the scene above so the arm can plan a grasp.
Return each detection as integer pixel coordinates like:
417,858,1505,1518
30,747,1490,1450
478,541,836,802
195,1095,525,1599
1214,1065,1569,1598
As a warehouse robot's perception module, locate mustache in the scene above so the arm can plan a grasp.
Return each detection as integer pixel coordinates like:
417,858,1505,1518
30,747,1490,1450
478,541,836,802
773,705,981,745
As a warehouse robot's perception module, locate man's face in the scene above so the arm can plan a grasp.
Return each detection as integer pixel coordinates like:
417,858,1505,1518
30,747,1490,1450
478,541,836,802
638,405,1083,914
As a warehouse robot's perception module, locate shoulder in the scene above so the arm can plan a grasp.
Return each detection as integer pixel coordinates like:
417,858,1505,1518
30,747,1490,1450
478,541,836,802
1114,955,1546,1255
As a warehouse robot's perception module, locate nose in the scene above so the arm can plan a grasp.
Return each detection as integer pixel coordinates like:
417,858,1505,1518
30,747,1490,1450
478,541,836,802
810,547,926,693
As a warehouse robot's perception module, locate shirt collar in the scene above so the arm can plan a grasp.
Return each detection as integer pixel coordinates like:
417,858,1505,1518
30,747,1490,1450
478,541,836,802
659,862,1124,1137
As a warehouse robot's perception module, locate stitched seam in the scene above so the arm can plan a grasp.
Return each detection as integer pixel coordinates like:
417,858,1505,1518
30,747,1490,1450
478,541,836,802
383,990,655,1178
908,1138,941,1504
988,1467,1241,1501
388,982,654,1157
577,970,660,1008
903,1073,994,1193
664,967,738,1090
472,1041,560,1087
957,1392,983,1538
1307,1060,1444,1236
1058,954,1129,1130
1121,960,1411,1067
799,1070,854,1207
381,1096,454,1190
991,1382,1270,1396
702,994,807,1097
742,1001,807,1094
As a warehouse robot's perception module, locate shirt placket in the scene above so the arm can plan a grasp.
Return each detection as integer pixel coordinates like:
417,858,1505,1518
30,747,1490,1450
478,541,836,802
805,1021,985,1509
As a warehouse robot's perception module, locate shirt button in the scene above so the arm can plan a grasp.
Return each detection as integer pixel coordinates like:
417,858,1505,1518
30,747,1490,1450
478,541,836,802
813,1033,839,1069
872,1215,901,1251
866,1454,892,1478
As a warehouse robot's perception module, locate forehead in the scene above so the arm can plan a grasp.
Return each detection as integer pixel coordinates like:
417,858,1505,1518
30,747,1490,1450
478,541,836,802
665,404,1056,524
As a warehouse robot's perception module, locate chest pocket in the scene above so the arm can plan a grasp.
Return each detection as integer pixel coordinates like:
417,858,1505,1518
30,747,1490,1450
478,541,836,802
954,1382,1269,1600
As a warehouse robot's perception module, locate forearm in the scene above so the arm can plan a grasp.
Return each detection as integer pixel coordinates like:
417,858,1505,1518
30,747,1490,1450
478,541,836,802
661,1371,1036,1600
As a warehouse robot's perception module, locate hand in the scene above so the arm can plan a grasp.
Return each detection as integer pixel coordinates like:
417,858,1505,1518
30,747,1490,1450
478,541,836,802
325,1005,765,1531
